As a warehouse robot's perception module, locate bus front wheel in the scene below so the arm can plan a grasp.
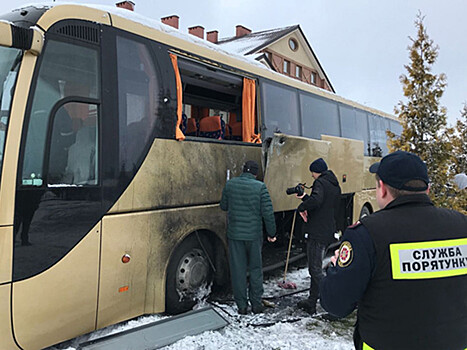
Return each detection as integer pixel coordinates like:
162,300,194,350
165,233,213,315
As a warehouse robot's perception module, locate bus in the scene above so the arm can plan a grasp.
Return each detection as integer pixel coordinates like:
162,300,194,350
0,3,401,349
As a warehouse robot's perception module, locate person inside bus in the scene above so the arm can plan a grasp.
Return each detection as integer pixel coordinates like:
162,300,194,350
66,119,97,185
49,106,75,183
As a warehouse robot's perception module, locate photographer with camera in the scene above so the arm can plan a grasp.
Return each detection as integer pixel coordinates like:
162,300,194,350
294,157,341,315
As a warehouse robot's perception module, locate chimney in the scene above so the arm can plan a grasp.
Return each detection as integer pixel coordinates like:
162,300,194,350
207,30,218,43
188,25,204,39
161,15,179,29
115,1,135,11
236,25,251,38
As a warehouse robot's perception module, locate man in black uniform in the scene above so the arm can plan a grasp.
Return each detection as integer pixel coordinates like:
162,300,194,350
296,157,341,315
320,150,467,350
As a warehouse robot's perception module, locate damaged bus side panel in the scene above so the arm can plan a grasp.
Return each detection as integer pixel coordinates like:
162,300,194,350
264,133,371,234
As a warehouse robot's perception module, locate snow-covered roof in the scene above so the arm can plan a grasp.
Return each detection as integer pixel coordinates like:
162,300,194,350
6,2,393,119
216,23,335,93
216,25,298,56
34,2,272,70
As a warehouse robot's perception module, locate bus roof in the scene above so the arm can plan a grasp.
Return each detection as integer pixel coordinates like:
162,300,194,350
9,2,397,121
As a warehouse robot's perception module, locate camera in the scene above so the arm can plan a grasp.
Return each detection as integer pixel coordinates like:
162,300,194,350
286,183,305,196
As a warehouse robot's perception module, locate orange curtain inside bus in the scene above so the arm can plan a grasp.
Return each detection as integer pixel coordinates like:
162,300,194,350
242,78,261,143
169,53,185,141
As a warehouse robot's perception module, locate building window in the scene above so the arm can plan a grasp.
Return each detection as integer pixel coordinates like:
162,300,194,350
288,38,298,51
295,65,302,79
311,72,317,84
283,60,290,74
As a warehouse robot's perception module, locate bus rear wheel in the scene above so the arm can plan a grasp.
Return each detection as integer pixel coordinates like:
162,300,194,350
165,234,213,315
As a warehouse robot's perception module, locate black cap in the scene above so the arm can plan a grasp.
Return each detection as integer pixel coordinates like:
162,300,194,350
369,151,429,191
309,158,328,173
243,160,259,175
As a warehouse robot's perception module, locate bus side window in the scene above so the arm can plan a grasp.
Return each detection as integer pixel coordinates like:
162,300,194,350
299,91,339,139
48,102,98,185
21,39,99,186
261,82,300,139
116,35,162,173
369,114,389,156
177,58,243,142
356,110,370,156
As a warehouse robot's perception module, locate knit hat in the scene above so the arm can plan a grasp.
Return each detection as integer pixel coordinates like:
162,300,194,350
243,160,259,175
309,158,328,173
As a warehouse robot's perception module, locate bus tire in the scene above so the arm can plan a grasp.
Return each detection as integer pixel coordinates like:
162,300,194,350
165,233,213,315
359,205,371,219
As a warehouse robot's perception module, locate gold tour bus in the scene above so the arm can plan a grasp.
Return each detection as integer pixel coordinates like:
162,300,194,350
0,3,401,349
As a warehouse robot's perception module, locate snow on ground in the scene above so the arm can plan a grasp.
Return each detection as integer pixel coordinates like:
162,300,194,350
49,267,355,350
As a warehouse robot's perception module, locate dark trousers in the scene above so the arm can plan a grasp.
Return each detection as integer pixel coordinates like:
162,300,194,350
228,238,263,310
353,324,363,350
307,239,327,304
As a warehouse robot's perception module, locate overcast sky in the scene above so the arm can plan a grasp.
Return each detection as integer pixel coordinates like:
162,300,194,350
1,0,466,125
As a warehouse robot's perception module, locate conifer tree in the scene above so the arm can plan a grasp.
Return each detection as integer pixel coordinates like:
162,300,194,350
452,104,467,174
449,104,467,214
388,13,453,208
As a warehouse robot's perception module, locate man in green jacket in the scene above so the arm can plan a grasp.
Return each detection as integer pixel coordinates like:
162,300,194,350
220,160,276,315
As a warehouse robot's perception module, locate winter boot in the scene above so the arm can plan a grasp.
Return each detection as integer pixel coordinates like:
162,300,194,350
238,307,247,315
252,304,264,314
297,298,316,315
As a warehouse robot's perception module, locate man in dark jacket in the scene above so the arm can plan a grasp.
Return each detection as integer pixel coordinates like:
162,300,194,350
296,157,341,315
220,160,276,315
320,151,467,350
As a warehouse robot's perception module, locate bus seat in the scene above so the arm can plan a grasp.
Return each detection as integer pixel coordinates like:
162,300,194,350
186,118,198,136
66,126,96,185
200,107,210,118
198,116,225,139
227,121,242,141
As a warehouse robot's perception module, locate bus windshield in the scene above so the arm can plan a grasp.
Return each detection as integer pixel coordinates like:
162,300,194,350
0,46,22,171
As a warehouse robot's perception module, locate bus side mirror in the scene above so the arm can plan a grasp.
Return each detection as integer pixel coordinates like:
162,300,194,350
0,21,43,55
28,27,44,55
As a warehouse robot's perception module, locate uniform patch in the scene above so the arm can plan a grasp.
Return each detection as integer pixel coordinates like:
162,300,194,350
338,241,353,267
389,238,467,280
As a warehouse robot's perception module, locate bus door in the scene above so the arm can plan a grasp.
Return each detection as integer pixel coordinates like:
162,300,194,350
11,22,103,349
95,27,176,328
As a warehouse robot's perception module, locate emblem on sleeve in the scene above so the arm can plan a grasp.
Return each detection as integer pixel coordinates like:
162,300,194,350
338,241,353,268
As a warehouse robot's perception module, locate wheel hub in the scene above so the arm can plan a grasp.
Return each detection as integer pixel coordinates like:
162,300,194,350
176,248,209,294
